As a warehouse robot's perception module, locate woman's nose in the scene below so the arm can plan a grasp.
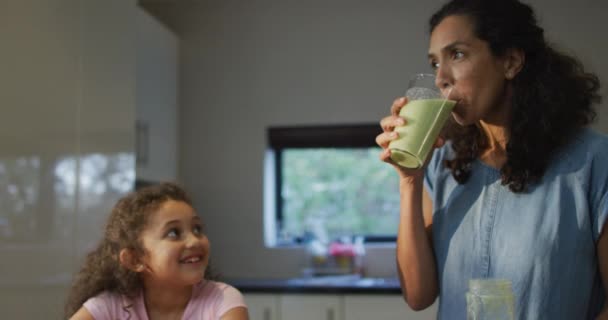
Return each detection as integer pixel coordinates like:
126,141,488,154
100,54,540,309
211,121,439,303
434,65,452,93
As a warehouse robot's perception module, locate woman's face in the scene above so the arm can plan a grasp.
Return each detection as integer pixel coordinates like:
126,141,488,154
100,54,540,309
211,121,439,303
138,200,210,288
428,15,511,126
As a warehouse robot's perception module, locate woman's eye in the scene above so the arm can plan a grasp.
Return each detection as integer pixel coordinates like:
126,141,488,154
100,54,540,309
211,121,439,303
452,50,464,59
430,60,439,70
193,224,204,235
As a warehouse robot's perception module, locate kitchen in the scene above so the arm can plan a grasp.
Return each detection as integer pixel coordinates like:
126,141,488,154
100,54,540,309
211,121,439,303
1,0,607,319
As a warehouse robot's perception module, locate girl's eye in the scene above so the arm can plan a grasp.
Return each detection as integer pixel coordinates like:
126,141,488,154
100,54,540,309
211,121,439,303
193,224,204,235
166,228,180,239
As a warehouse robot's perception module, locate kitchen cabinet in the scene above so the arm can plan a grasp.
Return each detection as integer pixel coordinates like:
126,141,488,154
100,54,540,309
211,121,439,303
280,294,342,320
343,294,437,320
246,294,280,320
0,1,137,318
135,8,178,184
244,293,437,320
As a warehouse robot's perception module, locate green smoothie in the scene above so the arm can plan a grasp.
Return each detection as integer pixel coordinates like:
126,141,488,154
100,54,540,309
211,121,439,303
389,98,456,168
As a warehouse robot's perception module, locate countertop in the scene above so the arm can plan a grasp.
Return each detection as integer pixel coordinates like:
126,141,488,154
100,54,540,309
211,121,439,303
226,275,401,294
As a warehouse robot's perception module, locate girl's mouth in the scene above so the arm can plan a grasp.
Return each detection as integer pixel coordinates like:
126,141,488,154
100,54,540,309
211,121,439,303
180,255,203,264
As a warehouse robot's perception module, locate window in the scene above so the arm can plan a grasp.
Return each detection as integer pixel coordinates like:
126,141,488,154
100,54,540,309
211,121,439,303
264,124,400,247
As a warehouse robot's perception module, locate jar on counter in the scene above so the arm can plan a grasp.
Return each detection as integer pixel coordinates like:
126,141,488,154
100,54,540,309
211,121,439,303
466,279,515,320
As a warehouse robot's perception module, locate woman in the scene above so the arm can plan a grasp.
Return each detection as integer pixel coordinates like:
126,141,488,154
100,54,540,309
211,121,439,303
376,0,608,319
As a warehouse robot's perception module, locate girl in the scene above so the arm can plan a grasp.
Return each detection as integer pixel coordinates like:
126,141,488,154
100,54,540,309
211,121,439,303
65,182,249,320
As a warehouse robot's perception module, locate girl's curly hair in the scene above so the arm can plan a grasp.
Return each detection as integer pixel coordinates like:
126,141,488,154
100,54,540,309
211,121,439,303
430,0,601,192
64,182,216,318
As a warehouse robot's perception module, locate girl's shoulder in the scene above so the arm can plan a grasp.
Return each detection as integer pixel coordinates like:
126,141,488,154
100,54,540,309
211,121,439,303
186,281,248,318
192,280,244,299
83,290,142,320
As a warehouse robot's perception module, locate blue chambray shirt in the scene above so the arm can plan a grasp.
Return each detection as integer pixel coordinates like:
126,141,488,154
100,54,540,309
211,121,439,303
424,128,608,320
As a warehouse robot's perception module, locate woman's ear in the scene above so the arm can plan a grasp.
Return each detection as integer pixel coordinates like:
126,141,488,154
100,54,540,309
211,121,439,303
504,48,525,80
119,248,144,272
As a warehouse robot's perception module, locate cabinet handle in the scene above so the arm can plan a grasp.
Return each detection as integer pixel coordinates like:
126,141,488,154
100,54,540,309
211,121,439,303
263,307,271,320
326,308,334,320
135,121,149,166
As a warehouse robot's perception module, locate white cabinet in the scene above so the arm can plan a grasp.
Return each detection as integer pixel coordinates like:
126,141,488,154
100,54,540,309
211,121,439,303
343,295,437,320
0,1,137,318
135,8,178,184
280,294,342,320
244,293,437,320
246,294,280,320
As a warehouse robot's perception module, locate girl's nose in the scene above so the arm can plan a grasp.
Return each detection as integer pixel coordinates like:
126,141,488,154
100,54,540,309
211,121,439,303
185,232,204,248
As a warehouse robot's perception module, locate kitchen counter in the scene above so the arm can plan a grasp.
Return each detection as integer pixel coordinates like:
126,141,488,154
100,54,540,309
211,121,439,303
226,275,401,294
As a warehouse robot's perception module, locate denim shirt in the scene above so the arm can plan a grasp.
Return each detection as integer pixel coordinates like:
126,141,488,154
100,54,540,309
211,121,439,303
424,128,607,320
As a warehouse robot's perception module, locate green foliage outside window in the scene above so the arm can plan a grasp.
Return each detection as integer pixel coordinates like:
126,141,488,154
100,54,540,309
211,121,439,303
281,148,400,242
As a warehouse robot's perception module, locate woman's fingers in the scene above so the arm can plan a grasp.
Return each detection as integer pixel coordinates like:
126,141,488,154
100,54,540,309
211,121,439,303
378,97,414,177
379,147,394,163
380,115,406,132
390,96,408,116
376,131,399,149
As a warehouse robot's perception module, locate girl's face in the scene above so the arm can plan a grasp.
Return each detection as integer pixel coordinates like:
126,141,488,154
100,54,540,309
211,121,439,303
428,15,512,126
138,200,210,288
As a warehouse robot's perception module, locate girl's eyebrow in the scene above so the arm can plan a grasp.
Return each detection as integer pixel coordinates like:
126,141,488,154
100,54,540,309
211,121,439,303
160,215,202,230
161,219,180,229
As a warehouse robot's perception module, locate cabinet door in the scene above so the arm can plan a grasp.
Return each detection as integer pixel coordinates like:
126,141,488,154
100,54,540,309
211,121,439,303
135,8,178,183
244,293,280,320
280,294,342,320
343,295,437,320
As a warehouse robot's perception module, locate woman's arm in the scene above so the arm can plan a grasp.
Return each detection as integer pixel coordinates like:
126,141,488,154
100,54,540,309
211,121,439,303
378,97,440,310
220,306,249,320
596,222,608,320
376,97,443,310
68,307,95,320
395,178,438,311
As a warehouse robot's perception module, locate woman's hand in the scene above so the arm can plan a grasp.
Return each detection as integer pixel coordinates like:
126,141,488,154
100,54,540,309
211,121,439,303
376,97,445,181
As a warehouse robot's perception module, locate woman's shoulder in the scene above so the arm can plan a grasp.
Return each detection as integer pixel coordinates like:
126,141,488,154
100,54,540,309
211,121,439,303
548,128,608,191
561,128,608,162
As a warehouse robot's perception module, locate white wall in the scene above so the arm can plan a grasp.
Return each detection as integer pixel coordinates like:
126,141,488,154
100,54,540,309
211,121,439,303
0,1,136,318
145,0,608,279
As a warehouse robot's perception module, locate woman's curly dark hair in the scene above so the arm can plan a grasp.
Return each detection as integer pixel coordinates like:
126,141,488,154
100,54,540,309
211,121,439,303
430,0,601,192
64,182,217,318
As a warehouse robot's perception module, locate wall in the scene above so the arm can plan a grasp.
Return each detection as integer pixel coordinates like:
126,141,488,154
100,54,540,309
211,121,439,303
143,0,608,279
0,1,136,318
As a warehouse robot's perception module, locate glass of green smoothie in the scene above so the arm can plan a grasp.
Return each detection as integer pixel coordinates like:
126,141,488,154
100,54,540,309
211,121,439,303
388,73,455,169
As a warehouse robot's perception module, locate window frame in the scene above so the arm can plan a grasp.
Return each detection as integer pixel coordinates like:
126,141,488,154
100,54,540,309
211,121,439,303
266,123,397,246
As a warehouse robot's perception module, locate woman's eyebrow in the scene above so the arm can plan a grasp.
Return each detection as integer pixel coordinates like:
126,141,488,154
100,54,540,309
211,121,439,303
428,40,470,59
